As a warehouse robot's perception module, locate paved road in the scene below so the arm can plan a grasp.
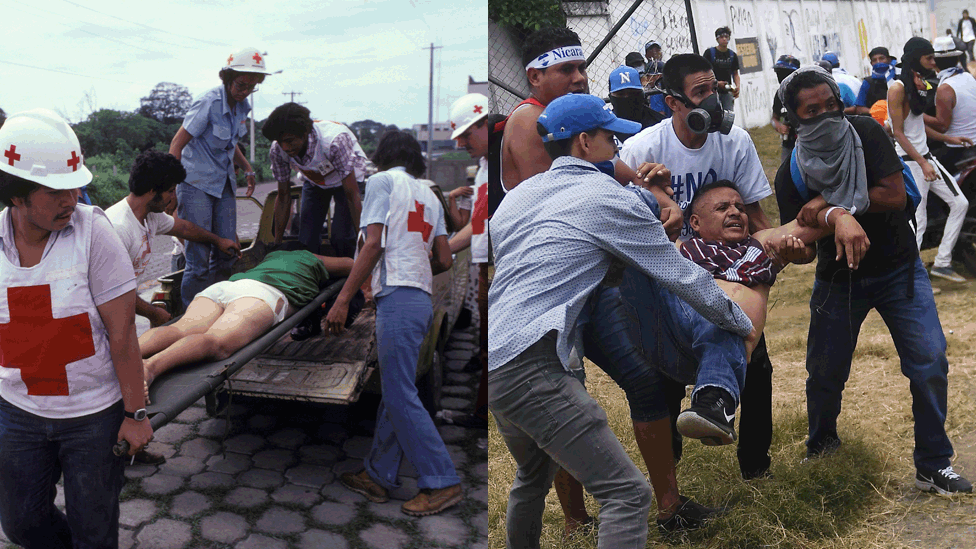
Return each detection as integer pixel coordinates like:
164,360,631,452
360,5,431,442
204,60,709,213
0,181,488,548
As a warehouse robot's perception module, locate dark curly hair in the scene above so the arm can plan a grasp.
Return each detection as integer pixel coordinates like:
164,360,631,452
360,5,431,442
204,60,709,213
128,150,186,196
262,103,314,142
662,53,713,97
372,131,426,178
521,26,583,68
219,69,266,89
0,169,41,208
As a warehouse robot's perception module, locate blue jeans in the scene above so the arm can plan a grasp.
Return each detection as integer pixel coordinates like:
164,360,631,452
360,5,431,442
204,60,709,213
805,257,953,470
0,398,124,549
365,287,460,491
610,266,747,404
489,333,652,549
299,183,357,258
178,180,238,309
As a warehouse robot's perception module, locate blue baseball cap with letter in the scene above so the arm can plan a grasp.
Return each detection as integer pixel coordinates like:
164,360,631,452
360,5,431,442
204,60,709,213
609,66,643,93
537,94,641,142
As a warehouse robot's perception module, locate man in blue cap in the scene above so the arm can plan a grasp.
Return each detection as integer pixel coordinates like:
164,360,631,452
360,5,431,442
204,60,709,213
607,65,664,136
821,51,862,113
489,92,753,548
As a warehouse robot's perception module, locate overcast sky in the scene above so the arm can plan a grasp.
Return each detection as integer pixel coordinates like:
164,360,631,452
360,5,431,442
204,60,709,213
2,0,487,129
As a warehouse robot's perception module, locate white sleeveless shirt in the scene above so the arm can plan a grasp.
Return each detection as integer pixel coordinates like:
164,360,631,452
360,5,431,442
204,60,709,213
470,156,490,264
0,206,123,418
943,73,976,147
888,82,929,157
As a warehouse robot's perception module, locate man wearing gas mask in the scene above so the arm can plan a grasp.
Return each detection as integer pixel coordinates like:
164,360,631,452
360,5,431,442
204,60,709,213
607,65,665,139
619,53,777,481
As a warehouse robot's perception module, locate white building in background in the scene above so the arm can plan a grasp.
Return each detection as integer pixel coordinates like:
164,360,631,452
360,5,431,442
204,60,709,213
489,0,933,128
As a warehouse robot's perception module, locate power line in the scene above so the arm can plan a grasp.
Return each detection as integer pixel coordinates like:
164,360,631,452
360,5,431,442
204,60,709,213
282,91,305,103
0,60,137,85
59,0,232,48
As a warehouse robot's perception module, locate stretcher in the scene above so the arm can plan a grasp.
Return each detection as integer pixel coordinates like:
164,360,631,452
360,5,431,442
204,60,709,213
113,278,346,456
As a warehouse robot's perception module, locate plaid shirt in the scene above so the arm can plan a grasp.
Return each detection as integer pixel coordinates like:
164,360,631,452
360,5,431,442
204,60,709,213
680,235,778,287
269,128,364,187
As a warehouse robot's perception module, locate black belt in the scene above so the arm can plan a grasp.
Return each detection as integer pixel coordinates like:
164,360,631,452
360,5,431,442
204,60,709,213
900,153,933,162
901,153,961,196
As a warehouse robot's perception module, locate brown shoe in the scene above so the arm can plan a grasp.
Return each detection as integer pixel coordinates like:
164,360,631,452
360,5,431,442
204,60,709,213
340,470,389,503
401,484,463,516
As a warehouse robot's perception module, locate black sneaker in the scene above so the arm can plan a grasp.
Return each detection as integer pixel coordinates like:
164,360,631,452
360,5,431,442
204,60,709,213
676,387,736,446
802,436,842,463
915,466,973,495
656,495,727,537
290,315,322,341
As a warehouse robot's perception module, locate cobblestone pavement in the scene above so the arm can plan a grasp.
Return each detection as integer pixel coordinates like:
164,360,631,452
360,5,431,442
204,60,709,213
0,182,488,548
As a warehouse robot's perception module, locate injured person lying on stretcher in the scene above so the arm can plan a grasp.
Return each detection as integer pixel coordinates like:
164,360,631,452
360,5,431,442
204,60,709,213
138,246,354,402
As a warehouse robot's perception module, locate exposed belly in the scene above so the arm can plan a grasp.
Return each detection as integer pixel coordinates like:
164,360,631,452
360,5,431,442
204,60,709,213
715,279,769,362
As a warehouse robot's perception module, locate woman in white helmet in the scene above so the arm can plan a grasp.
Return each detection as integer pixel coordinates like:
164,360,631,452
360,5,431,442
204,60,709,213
169,47,273,309
0,109,153,547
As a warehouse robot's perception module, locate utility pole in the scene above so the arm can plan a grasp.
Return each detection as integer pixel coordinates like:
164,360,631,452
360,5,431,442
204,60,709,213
249,51,282,163
282,91,304,103
426,42,442,167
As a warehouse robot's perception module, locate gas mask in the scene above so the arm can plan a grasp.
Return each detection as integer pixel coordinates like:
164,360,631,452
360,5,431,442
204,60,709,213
672,91,734,135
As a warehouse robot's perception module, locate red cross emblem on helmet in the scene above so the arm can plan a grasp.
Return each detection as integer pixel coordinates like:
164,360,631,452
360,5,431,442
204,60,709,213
252,52,263,64
473,105,483,114
227,54,234,65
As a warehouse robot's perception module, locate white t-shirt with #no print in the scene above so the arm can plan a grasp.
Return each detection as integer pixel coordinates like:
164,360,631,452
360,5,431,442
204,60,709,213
619,121,771,237
105,199,175,278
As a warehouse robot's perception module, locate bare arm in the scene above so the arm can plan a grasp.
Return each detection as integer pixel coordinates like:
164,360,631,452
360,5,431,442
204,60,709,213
446,186,473,229
931,85,956,133
866,170,907,212
744,202,772,232
168,217,241,257
273,180,292,245
431,234,453,275
449,222,473,254
233,145,257,198
97,290,153,456
732,71,740,97
889,82,929,165
502,105,550,190
341,172,362,230
135,295,171,327
325,223,384,334
169,127,193,160
313,254,354,277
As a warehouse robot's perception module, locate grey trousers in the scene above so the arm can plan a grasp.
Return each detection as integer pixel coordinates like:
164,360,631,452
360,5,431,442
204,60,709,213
489,333,652,549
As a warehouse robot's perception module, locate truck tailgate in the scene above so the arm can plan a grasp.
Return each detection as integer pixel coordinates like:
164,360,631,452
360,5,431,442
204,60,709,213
229,307,377,405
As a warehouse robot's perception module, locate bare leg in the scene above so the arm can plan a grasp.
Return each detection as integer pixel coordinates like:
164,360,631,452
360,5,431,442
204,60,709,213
144,297,275,388
138,297,224,358
554,469,592,536
633,419,681,519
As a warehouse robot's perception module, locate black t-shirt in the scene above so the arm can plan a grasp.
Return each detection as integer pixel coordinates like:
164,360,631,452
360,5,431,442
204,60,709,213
772,94,797,148
775,115,917,281
704,47,739,84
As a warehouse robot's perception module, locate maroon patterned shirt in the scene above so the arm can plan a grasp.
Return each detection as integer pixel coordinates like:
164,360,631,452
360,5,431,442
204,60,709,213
680,235,779,287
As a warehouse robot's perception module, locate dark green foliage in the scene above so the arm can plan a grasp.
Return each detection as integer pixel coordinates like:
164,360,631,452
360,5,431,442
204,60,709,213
489,0,566,35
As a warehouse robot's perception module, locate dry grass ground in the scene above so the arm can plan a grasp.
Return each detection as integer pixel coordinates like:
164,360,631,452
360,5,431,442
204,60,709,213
488,124,976,548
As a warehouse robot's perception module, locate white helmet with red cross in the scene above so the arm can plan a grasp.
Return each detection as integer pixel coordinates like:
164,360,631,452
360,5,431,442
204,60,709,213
450,93,489,140
222,47,271,75
0,108,92,189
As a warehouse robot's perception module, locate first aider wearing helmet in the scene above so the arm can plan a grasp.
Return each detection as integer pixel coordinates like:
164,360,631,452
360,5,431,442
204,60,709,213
169,47,275,309
0,109,153,547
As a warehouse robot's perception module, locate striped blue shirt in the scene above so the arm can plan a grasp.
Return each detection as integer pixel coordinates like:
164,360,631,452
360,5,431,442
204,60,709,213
488,156,753,372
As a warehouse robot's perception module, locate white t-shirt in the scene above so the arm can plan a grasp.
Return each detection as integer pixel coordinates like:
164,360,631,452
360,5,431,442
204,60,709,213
963,18,975,42
105,199,175,278
619,121,772,236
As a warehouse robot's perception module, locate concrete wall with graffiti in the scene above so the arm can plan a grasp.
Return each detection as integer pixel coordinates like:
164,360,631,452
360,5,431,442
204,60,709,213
688,0,929,128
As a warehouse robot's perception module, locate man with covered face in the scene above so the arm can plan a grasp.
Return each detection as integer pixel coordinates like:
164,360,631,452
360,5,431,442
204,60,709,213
619,53,777,481
775,65,972,495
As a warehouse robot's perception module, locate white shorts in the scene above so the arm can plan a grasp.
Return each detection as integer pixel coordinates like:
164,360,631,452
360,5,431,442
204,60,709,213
196,279,291,325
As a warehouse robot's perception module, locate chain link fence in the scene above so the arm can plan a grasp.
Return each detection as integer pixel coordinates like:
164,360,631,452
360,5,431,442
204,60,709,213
489,0,699,115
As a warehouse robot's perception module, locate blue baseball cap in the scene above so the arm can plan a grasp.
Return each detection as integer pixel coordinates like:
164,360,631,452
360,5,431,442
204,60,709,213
822,52,840,67
609,66,643,93
537,94,641,142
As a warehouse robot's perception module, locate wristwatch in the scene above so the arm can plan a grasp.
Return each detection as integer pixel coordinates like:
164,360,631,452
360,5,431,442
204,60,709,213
124,408,148,421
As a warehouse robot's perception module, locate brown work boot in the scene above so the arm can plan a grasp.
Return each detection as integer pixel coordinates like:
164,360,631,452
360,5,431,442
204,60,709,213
401,484,463,516
340,470,389,503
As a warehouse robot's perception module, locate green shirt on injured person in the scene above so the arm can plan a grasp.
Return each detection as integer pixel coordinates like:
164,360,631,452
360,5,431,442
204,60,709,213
230,250,330,306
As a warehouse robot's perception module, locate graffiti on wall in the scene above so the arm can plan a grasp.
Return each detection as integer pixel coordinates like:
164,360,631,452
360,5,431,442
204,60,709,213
739,77,771,122
782,9,804,57
764,11,779,62
729,2,757,36
627,5,693,54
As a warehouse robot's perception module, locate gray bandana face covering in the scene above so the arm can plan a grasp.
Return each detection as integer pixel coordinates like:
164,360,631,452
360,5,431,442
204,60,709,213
780,66,870,214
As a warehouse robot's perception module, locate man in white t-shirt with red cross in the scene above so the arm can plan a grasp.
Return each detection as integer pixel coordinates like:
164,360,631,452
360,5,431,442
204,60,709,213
0,109,152,548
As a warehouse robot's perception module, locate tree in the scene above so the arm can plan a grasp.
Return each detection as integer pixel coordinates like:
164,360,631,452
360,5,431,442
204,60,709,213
139,82,193,124
73,109,166,157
